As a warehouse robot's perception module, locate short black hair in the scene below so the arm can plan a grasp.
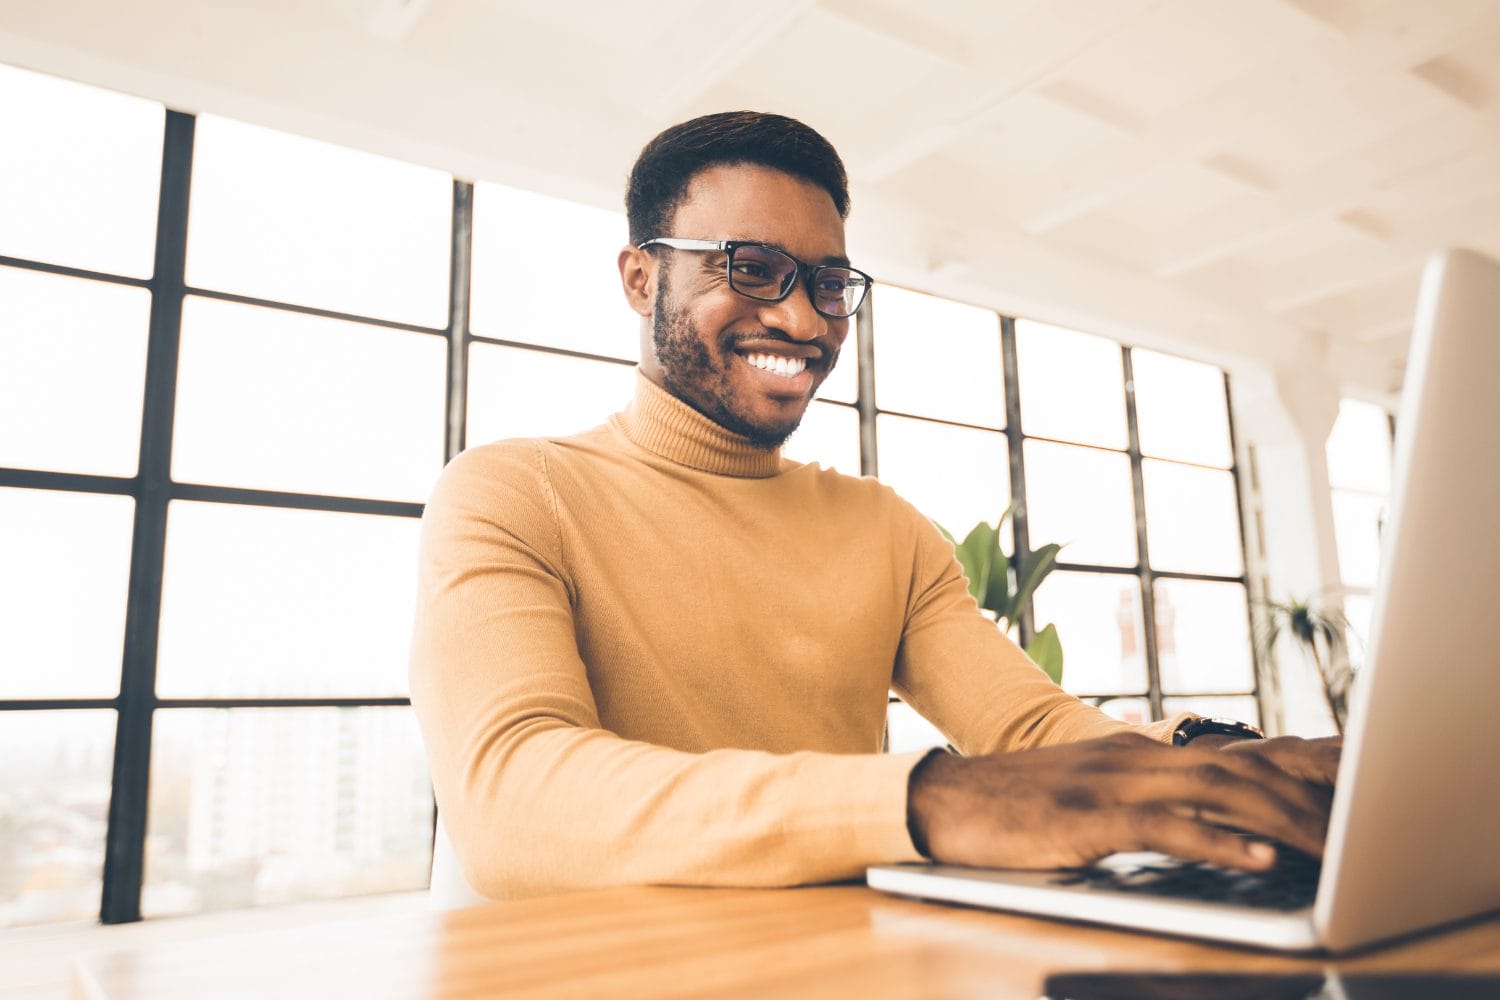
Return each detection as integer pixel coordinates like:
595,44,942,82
625,111,850,246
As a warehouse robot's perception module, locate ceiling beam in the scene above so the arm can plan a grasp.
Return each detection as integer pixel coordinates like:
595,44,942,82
845,0,1158,183
629,2,807,121
1018,0,1497,235
1151,108,1500,278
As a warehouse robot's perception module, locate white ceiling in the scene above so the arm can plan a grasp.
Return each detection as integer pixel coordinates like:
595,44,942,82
3,0,1498,397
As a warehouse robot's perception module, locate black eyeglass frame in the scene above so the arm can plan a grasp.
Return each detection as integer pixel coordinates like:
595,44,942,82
638,237,873,318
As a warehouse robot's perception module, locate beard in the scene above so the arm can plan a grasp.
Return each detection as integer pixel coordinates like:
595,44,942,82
651,272,823,451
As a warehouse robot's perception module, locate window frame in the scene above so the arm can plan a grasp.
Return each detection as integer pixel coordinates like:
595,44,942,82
2,106,1260,926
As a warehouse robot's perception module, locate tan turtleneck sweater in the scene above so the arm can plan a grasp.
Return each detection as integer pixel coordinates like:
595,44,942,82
410,372,1182,899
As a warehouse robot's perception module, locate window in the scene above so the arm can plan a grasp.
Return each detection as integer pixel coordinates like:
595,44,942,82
186,115,452,327
0,64,167,929
886,315,1257,752
1326,399,1394,662
0,269,151,477
1,66,452,928
0,62,163,277
2,62,1264,925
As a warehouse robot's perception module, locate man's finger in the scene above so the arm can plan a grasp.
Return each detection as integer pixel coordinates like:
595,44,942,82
1099,756,1331,855
1225,736,1342,785
1116,805,1280,872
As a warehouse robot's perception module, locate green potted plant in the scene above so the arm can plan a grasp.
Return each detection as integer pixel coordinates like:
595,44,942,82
938,504,1065,685
1257,594,1354,735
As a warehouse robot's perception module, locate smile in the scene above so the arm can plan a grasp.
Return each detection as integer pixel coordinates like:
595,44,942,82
740,351,807,378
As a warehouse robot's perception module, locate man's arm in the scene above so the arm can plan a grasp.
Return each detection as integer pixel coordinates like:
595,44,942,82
889,500,1183,754
409,443,926,899
889,503,1340,870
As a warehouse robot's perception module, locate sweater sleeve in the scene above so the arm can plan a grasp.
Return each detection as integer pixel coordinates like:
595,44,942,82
408,442,924,900
889,498,1188,753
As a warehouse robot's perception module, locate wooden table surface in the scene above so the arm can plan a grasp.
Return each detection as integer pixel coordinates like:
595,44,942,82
70,884,1500,999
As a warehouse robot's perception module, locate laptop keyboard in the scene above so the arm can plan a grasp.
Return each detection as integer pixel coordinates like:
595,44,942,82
1048,847,1322,911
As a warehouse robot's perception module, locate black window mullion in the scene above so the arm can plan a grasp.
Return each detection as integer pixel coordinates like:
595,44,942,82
100,109,195,925
445,180,474,464
855,285,878,477
1000,316,1034,647
1121,346,1165,722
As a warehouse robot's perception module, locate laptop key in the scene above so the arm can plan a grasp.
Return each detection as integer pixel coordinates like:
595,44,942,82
1048,849,1321,911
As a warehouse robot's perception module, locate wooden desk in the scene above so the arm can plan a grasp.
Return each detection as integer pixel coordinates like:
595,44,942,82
71,885,1500,999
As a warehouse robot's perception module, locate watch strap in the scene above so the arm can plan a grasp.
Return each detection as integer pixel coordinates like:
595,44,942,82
1172,716,1266,747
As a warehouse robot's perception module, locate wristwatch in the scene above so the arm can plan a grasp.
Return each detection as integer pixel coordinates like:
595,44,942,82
1172,716,1266,747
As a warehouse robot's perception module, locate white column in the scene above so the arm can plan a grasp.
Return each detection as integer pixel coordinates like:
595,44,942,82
1230,333,1344,736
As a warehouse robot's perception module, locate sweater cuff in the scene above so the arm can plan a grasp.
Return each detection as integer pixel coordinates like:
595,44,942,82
866,749,930,864
1138,710,1199,744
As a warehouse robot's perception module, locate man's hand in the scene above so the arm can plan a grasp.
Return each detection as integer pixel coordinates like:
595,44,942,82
907,732,1340,873
1217,733,1342,785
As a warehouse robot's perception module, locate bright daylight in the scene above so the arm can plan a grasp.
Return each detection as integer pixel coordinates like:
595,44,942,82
1,1,1497,996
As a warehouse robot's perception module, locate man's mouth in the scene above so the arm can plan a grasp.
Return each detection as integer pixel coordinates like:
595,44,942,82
739,351,808,379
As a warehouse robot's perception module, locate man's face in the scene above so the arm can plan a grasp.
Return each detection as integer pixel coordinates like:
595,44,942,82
640,164,851,449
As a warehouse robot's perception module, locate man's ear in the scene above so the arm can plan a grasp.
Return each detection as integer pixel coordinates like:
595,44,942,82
619,246,654,318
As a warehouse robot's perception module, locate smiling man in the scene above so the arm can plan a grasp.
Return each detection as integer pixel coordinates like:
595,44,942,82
410,112,1339,901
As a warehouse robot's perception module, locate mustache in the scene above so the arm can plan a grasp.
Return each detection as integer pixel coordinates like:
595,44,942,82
724,330,835,365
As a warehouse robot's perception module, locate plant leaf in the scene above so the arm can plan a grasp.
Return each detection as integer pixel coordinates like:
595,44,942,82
1007,542,1062,624
984,543,1012,622
957,521,997,604
1026,622,1064,686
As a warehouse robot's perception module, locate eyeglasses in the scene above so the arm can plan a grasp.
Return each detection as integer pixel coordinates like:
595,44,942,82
638,237,872,318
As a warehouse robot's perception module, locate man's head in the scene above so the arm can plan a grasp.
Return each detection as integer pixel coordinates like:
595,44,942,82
618,112,861,450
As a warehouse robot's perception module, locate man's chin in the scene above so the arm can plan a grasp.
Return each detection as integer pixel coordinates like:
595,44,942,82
716,401,807,451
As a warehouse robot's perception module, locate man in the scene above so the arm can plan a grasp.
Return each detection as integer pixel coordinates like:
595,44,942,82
410,112,1338,900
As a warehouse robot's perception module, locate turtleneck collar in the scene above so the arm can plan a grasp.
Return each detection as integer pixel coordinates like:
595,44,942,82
616,371,784,479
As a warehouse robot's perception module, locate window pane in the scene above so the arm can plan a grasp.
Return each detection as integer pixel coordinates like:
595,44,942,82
1031,571,1147,695
1142,460,1244,576
0,63,163,278
1095,697,1150,725
1131,350,1232,467
1332,489,1387,590
470,183,631,359
785,401,860,475
1015,320,1126,449
887,699,946,754
1023,441,1137,567
172,297,446,502
1162,694,1261,729
876,415,1009,539
187,116,451,327
0,710,115,928
143,708,433,918
873,286,1004,427
1154,579,1254,694
1344,592,1375,668
1,488,133,698
0,267,150,476
156,503,421,698
466,345,636,445
1326,399,1392,494
815,332,859,404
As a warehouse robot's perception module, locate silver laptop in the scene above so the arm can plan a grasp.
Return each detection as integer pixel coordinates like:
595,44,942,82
868,248,1500,953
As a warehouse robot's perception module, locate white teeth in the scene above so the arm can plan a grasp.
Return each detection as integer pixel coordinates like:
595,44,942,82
743,352,806,378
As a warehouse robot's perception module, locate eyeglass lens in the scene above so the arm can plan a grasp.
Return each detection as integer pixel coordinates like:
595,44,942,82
728,245,867,318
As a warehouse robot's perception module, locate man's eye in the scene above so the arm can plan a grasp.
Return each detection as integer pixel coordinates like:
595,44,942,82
732,262,775,283
816,275,849,293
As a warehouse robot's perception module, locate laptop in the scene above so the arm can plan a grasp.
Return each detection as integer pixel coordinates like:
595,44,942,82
867,248,1500,953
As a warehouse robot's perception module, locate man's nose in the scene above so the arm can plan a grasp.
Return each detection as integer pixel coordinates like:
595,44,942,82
756,278,829,342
